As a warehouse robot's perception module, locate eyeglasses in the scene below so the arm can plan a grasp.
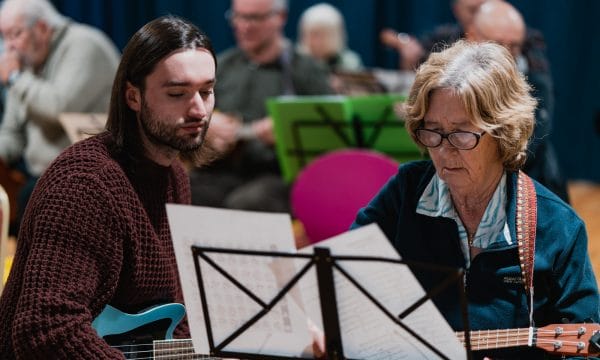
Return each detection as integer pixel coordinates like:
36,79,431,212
415,128,486,150
225,9,277,25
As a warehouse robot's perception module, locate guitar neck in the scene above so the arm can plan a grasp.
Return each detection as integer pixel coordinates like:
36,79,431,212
455,327,532,351
153,338,218,359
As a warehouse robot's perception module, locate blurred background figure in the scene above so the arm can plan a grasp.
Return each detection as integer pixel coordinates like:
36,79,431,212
0,0,120,236
468,0,569,202
377,0,489,95
189,0,331,213
380,0,487,70
297,2,363,73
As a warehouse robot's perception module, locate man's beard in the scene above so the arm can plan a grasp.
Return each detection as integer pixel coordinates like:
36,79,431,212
138,97,208,158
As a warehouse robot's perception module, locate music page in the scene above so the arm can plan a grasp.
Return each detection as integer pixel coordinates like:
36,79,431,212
298,224,466,359
167,205,313,357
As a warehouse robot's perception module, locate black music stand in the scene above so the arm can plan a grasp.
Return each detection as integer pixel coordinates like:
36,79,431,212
190,245,473,360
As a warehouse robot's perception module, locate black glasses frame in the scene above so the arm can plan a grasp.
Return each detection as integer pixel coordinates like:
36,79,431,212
415,128,486,150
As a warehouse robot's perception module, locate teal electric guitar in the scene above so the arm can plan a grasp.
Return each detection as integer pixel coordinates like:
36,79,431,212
93,303,600,359
92,303,216,359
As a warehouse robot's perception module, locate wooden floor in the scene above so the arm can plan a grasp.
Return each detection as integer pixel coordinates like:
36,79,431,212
569,180,600,287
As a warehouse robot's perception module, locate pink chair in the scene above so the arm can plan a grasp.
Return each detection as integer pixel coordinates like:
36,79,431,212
291,149,398,243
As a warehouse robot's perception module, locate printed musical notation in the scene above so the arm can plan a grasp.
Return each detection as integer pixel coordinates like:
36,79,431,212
167,205,313,357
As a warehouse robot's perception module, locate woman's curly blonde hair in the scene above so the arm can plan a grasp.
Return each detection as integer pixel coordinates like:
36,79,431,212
404,40,537,171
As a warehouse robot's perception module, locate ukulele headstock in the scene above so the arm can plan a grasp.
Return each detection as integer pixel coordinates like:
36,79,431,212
535,323,600,357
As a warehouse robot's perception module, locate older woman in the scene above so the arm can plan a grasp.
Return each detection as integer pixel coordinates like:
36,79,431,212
352,40,599,358
297,3,363,72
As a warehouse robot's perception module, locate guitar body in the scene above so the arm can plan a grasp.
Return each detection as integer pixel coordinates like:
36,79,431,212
93,302,185,340
93,303,205,359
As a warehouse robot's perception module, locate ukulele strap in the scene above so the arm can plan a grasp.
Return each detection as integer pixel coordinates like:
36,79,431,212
515,171,537,327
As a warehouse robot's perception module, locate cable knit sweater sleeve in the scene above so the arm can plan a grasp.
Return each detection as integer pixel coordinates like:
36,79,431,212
9,171,127,359
0,132,193,358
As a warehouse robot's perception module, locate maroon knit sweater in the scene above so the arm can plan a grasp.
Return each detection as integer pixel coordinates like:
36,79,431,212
0,132,191,359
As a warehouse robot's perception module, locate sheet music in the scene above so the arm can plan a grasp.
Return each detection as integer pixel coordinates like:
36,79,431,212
166,205,313,357
299,224,466,359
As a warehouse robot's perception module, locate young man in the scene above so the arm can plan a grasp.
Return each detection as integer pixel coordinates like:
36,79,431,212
0,16,216,358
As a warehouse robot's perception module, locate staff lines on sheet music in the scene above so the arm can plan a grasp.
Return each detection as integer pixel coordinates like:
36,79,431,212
194,245,316,354
199,241,299,331
332,260,451,360
199,251,290,334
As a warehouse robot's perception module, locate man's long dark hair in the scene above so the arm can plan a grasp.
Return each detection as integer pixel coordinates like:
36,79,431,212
105,15,216,163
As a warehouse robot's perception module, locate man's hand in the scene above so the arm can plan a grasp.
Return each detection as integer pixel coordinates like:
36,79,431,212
206,111,242,154
380,28,424,70
0,51,21,85
251,116,275,145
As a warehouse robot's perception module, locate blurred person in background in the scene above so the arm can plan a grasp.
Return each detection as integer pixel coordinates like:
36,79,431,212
380,0,487,70
297,2,363,73
190,0,331,213
0,0,120,234
468,0,569,202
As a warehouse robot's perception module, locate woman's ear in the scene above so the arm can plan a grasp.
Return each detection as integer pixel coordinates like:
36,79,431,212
125,81,141,112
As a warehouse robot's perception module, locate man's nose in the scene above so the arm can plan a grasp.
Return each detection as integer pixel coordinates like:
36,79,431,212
189,93,208,118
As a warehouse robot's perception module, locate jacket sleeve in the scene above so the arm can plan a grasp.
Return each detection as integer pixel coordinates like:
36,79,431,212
11,173,126,359
351,171,402,243
552,222,600,324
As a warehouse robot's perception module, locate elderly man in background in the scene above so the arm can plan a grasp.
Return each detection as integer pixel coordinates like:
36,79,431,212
0,0,120,233
189,0,331,213
380,0,487,70
468,0,569,202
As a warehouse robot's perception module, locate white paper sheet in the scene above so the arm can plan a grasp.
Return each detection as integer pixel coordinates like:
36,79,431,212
298,224,466,359
167,204,313,357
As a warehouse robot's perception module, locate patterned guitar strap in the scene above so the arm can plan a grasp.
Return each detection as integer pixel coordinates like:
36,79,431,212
516,170,537,327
